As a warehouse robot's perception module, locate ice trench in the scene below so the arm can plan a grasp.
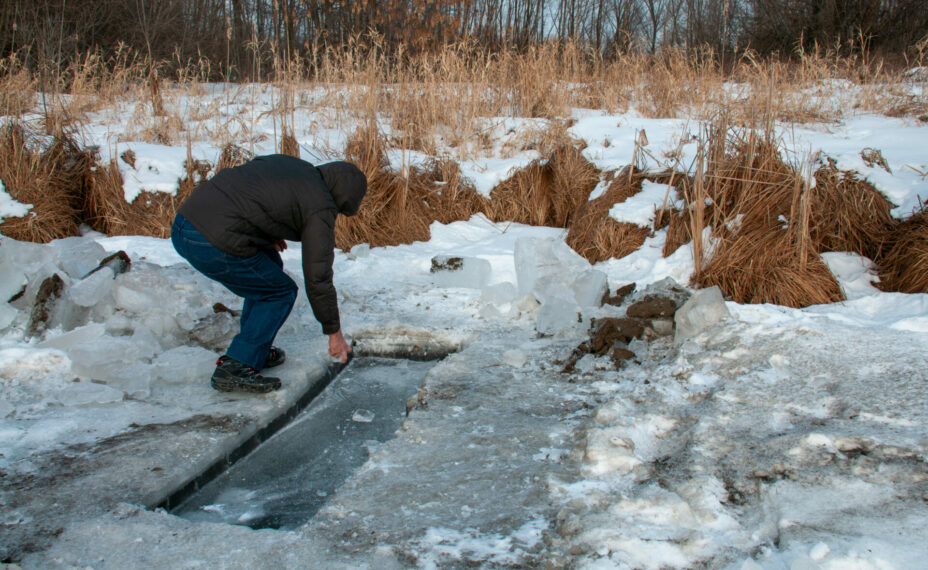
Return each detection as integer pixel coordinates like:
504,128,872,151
167,356,439,529
156,340,457,531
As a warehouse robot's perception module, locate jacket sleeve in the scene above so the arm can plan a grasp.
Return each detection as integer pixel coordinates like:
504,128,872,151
301,209,340,335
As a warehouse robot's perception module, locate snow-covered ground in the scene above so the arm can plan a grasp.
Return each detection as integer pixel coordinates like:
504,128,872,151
1,83,927,568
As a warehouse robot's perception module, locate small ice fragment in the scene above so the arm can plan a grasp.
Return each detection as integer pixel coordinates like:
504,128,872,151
349,243,371,259
501,349,527,368
674,286,730,342
351,409,375,423
55,381,124,406
809,542,830,561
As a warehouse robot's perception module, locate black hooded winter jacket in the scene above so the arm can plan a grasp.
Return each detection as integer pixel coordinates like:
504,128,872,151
177,154,366,335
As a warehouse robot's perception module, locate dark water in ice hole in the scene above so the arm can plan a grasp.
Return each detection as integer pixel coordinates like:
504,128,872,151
172,357,436,530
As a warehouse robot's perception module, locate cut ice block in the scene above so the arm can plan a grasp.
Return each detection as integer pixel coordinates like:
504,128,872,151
431,255,491,289
514,237,590,297
571,269,608,308
674,286,730,342
536,295,582,336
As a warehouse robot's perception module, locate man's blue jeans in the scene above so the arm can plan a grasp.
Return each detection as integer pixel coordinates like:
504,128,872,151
171,214,298,370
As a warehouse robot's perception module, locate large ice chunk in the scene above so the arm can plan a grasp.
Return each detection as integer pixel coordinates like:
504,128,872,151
1,237,58,307
39,323,106,350
151,345,217,385
514,237,590,300
431,255,492,289
571,269,608,308
68,267,116,307
674,286,730,342
536,294,583,336
50,236,107,279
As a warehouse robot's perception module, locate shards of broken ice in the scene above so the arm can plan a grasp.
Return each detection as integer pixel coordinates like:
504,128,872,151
431,255,492,289
674,286,730,342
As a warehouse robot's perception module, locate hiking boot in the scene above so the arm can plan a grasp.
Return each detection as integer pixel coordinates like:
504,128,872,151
265,346,286,369
211,355,282,393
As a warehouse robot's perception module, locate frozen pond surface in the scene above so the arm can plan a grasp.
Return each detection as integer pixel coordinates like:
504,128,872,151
174,357,435,530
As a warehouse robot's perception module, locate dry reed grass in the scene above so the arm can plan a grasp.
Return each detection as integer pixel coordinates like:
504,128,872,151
680,124,849,307
809,163,895,258
85,150,210,238
0,123,90,242
566,169,651,263
486,145,599,228
876,209,928,293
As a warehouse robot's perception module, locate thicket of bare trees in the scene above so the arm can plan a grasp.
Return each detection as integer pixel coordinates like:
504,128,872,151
2,0,926,80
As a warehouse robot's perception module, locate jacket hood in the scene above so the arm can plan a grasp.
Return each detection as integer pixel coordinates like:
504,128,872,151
317,161,367,216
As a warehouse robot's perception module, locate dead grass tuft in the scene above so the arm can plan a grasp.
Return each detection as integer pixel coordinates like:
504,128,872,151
217,143,254,172
566,168,650,263
0,123,91,242
696,228,846,307
809,162,894,259
487,145,599,228
683,125,848,307
281,130,300,158
876,209,928,293
85,154,210,238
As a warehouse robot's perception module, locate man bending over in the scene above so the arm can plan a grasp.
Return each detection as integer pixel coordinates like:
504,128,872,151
171,154,366,393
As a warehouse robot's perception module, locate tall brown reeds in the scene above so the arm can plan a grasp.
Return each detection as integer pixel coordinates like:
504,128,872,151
681,124,848,307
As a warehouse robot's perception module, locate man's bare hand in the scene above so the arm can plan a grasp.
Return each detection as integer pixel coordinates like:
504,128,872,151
328,330,351,363
274,239,287,252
